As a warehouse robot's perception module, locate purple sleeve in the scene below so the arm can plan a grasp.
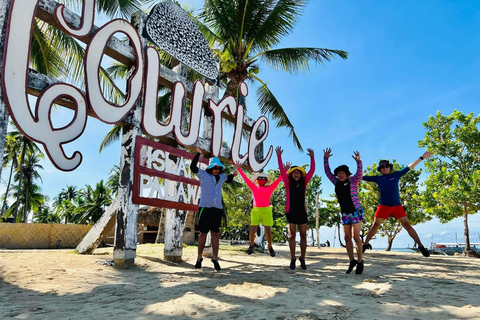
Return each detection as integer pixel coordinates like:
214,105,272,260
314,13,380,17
323,156,337,185
350,160,363,184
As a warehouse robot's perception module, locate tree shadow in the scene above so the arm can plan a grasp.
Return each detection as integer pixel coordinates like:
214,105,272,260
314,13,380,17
0,248,479,319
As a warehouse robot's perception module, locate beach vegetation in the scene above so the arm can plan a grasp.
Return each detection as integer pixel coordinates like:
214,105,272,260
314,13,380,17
419,110,480,255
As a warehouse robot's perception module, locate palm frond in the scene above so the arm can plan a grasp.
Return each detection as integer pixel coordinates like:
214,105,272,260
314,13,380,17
260,47,348,73
256,82,302,150
98,125,123,152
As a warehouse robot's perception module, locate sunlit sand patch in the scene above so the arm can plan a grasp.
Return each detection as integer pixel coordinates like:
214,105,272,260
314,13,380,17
142,292,240,317
215,282,287,299
395,264,450,272
353,279,392,296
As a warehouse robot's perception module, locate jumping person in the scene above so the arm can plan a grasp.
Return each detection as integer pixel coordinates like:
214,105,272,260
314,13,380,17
362,151,433,257
276,146,315,270
324,148,365,274
235,163,289,257
190,147,237,271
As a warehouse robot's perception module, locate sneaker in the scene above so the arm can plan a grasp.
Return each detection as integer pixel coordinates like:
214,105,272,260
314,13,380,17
418,246,431,257
247,245,254,255
355,260,364,274
211,259,221,271
346,259,358,274
194,258,203,269
268,247,276,257
290,259,296,270
299,257,307,270
362,243,372,253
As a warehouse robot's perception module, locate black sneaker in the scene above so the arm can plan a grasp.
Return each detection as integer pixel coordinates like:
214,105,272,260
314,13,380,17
290,259,296,270
418,246,430,257
362,243,372,253
247,245,254,255
355,260,364,274
299,257,307,270
211,259,221,271
194,258,203,269
268,247,276,257
346,259,358,274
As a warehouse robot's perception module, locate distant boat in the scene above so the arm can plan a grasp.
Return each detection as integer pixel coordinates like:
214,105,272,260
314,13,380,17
410,242,480,256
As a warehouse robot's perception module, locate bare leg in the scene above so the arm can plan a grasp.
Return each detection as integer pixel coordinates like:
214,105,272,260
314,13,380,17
211,232,220,260
249,225,258,247
364,217,385,245
343,224,354,261
197,232,207,260
264,226,273,249
352,222,363,262
288,223,297,260
398,217,423,247
298,224,307,259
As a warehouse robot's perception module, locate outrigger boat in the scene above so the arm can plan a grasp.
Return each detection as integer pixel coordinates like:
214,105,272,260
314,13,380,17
410,242,480,256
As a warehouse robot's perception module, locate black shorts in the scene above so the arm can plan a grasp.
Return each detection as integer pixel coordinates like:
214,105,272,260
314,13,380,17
198,207,224,234
286,210,308,225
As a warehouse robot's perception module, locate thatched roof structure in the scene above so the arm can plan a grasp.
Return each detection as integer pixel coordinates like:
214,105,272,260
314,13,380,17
137,207,162,228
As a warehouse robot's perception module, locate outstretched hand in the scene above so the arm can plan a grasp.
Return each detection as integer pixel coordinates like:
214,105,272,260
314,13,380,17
352,150,361,162
195,147,202,154
284,161,292,172
323,148,332,158
233,161,242,170
275,146,283,156
423,151,433,159
307,148,314,158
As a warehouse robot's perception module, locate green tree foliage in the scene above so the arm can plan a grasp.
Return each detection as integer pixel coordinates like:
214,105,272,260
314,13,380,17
360,160,428,251
319,198,342,246
419,110,480,254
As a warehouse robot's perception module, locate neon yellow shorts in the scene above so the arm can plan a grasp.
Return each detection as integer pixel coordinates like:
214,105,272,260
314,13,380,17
251,206,274,227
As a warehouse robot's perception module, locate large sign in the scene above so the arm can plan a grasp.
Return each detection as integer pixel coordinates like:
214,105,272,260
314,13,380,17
133,136,208,211
1,0,273,174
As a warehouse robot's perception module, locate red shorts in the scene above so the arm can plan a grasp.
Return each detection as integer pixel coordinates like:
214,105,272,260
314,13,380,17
375,205,407,219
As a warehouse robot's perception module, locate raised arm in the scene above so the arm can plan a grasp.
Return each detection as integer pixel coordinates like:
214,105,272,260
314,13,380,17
323,148,337,184
276,146,289,182
408,151,432,170
236,166,256,189
190,147,202,174
350,150,363,183
305,148,316,182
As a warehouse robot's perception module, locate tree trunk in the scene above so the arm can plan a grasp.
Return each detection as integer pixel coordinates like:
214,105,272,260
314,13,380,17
13,142,26,221
386,236,394,251
310,228,315,246
464,208,471,253
1,161,15,217
22,182,29,223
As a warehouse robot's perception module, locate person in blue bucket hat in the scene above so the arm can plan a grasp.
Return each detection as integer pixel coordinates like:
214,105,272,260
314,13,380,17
190,147,237,271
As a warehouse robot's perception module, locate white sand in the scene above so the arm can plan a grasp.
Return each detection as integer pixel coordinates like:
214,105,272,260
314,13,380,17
1,244,479,319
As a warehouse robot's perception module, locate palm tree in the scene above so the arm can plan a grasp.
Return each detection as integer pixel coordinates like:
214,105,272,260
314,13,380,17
5,128,43,221
1,134,21,217
77,180,113,224
53,185,78,223
199,0,348,150
106,165,120,197
18,152,45,222
34,205,61,224
5,183,47,222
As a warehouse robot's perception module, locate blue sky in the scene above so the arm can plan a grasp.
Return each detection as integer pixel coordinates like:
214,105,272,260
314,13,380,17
2,0,480,248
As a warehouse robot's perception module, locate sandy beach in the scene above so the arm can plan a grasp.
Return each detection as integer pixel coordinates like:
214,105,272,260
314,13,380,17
1,244,479,320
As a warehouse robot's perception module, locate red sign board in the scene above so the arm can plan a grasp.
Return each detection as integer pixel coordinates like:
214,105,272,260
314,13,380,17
132,136,209,211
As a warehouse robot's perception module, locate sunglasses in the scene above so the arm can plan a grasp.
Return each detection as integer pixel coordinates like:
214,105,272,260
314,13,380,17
212,167,222,170
379,165,390,169
257,177,268,180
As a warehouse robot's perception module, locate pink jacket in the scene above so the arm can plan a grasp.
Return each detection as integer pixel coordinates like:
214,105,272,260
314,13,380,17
238,168,282,207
